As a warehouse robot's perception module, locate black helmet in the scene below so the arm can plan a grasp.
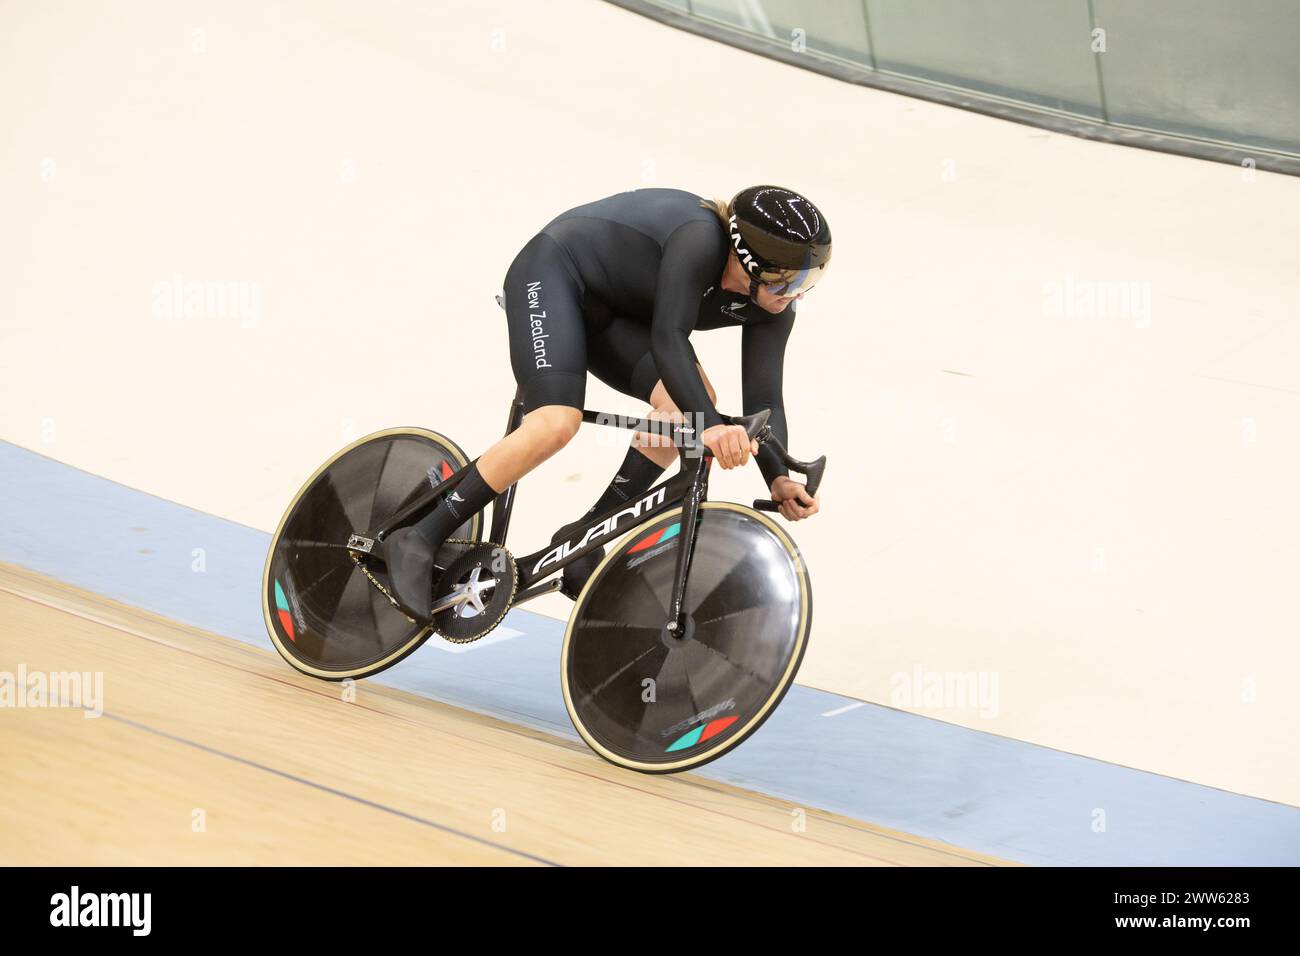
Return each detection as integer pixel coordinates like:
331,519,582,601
728,185,832,295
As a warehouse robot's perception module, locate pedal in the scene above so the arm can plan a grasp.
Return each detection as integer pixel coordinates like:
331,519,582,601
347,533,375,554
353,535,486,629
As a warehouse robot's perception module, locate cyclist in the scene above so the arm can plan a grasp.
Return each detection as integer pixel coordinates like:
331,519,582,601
385,185,830,617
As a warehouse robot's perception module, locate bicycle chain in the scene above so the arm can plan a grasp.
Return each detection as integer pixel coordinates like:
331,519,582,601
351,552,416,624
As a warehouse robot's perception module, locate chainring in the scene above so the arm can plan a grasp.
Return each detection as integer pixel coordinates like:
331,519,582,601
432,542,517,644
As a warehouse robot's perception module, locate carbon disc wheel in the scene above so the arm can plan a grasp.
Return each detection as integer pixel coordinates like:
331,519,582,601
262,427,481,680
561,502,812,773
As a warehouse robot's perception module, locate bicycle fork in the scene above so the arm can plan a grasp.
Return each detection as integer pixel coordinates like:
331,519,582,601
662,408,780,637
664,448,710,637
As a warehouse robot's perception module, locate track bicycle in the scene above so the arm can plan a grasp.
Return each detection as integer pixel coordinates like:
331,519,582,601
262,395,825,773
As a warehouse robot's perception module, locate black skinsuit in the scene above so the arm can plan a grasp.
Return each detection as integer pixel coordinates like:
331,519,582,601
501,187,793,488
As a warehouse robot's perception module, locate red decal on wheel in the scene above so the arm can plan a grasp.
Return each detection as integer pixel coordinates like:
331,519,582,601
629,529,665,553
700,716,738,741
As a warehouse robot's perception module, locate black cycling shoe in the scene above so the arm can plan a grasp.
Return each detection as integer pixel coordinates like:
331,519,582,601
552,518,604,600
383,527,438,620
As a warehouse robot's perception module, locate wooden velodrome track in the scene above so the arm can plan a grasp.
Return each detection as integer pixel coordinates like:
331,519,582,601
0,562,1011,866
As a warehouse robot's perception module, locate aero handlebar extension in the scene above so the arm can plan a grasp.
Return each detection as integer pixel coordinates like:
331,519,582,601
721,410,826,515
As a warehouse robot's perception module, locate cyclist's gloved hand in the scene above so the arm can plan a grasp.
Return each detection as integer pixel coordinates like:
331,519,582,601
769,476,819,521
702,423,758,470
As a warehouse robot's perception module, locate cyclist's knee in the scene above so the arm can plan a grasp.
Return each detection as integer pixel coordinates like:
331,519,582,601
526,405,581,455
636,395,685,451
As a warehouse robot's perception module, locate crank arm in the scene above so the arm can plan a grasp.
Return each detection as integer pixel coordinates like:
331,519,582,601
512,577,563,606
430,579,498,616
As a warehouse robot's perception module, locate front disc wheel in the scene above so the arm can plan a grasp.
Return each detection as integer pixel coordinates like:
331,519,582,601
561,502,812,774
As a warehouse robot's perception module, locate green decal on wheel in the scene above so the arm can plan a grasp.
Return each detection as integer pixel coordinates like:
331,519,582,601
665,716,739,752
273,580,296,642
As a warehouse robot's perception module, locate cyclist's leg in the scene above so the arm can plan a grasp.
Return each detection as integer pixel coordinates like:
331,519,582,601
578,316,676,515
477,232,590,490
589,317,718,471
478,404,581,490
551,321,715,596
639,362,718,467
387,234,586,616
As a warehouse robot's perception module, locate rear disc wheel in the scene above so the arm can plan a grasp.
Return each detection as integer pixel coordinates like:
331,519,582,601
262,427,481,680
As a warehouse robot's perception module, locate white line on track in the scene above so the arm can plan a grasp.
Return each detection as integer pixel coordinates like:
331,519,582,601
821,701,866,718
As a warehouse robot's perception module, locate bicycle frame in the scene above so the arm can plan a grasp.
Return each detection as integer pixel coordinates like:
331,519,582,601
359,393,820,633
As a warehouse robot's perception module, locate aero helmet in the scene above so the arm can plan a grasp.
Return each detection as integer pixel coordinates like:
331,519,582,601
727,185,832,296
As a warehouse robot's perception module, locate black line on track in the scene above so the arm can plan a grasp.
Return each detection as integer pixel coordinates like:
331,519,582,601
97,710,562,867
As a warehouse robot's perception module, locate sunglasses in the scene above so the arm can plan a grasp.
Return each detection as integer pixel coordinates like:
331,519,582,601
751,265,826,298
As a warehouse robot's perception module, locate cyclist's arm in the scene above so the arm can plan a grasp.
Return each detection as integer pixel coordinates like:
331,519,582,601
741,307,795,490
651,220,727,433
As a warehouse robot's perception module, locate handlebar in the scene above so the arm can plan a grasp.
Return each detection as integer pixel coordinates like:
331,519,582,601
751,440,826,513
718,412,826,516
727,408,771,441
